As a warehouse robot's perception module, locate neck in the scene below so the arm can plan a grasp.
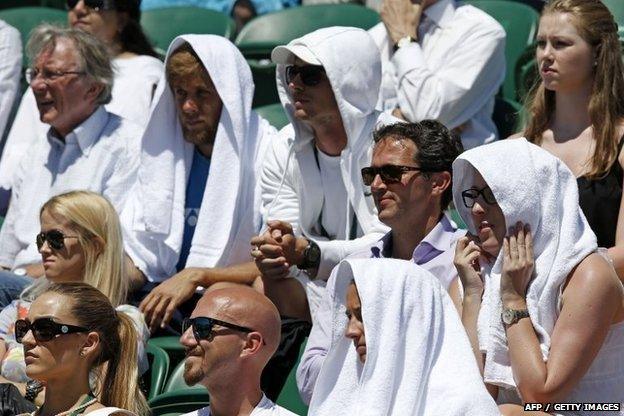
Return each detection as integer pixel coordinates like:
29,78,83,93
390,209,441,260
52,106,98,140
39,373,92,416
207,378,263,416
551,85,592,139
310,117,348,156
196,142,214,159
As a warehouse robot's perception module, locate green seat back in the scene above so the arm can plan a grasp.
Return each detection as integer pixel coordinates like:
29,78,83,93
235,4,380,59
255,103,289,130
275,337,308,415
448,207,467,230
248,59,279,107
604,0,624,30
163,360,205,393
149,389,210,416
40,0,66,9
466,0,539,101
493,96,523,139
148,336,187,371
144,344,170,400
141,7,235,55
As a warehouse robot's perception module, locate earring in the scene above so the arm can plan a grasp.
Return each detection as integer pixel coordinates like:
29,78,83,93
79,350,85,357
594,60,598,67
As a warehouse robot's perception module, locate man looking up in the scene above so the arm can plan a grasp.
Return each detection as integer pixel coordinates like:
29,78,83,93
296,120,466,403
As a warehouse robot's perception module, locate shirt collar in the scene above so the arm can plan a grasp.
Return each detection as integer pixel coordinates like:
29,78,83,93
423,0,455,29
46,106,108,156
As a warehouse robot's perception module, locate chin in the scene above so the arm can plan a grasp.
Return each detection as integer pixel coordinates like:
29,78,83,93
358,353,366,363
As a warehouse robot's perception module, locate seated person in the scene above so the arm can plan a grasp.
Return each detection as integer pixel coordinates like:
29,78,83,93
370,0,506,148
308,258,499,415
296,120,465,403
179,285,297,416
0,191,149,405
452,138,624,412
16,282,148,415
0,25,142,303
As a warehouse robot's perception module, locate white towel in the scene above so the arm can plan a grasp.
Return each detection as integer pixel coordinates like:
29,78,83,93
308,258,499,416
123,35,273,279
452,137,597,390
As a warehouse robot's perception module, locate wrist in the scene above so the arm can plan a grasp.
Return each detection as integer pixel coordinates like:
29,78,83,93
294,237,309,266
502,294,527,310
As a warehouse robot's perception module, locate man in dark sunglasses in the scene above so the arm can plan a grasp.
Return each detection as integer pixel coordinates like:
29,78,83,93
178,285,297,416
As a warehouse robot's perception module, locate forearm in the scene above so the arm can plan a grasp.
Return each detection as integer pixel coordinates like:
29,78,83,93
461,292,485,374
196,261,260,287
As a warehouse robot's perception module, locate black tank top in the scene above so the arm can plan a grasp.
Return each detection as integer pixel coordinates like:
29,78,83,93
577,138,624,247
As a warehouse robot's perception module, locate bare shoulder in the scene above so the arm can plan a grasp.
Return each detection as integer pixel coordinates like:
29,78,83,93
566,253,623,300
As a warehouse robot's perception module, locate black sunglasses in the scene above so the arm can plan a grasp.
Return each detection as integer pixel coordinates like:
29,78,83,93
361,165,437,186
36,230,79,251
182,317,256,342
66,0,114,11
285,65,326,87
15,317,88,344
461,186,497,208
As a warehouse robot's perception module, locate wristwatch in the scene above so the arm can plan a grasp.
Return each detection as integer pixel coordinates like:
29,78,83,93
25,379,43,402
501,307,530,326
297,240,321,272
393,35,416,52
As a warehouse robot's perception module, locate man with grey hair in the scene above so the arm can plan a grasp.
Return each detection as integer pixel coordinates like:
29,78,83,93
0,24,142,302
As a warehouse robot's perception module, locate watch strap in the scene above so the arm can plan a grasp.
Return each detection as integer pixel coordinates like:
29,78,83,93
25,379,43,402
393,36,416,52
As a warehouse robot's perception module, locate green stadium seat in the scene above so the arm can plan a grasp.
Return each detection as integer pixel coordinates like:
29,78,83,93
144,344,171,400
248,59,279,107
0,1,40,9
604,0,624,30
448,207,467,230
466,0,539,102
149,390,210,416
275,337,308,415
255,103,289,129
141,7,235,55
148,336,187,374
40,0,66,9
0,8,66,62
163,360,204,393
493,96,523,139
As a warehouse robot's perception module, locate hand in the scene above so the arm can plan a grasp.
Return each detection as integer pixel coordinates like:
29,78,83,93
501,222,534,303
251,221,307,280
139,268,206,332
392,107,406,120
454,235,484,297
381,0,422,44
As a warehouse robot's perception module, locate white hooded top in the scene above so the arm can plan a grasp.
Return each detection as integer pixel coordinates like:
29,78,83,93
122,35,275,281
452,138,598,390
308,258,499,416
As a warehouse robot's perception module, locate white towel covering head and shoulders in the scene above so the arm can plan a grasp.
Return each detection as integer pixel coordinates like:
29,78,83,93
122,35,275,282
451,137,598,390
308,258,499,416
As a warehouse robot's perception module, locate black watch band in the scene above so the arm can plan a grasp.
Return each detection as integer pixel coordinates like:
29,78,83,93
297,240,321,271
25,379,43,402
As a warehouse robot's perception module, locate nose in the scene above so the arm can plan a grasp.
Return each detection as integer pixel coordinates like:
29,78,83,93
38,239,52,255
344,317,362,340
181,97,198,114
21,328,36,347
72,0,88,14
180,326,197,348
288,73,304,93
471,200,486,217
370,173,386,191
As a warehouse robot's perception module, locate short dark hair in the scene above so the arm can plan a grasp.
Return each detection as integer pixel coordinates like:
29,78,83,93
372,120,464,210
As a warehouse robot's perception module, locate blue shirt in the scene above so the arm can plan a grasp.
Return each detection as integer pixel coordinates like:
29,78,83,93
141,0,299,16
176,149,211,272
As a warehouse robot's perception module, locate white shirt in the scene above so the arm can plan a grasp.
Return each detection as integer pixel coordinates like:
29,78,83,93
180,394,297,416
0,20,21,139
369,0,506,149
0,106,142,269
317,149,348,240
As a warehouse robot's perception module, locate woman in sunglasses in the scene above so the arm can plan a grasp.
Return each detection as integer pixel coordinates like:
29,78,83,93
452,138,624,413
0,191,148,405
16,282,148,415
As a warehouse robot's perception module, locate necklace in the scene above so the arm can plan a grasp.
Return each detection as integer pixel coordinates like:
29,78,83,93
34,393,98,416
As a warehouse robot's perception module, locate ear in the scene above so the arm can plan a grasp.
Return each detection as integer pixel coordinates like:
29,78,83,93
430,171,452,198
240,332,264,358
83,80,104,104
80,331,100,359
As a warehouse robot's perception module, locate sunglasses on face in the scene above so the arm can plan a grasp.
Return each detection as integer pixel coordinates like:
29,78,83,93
361,165,436,186
15,317,88,344
285,65,326,87
36,230,79,251
182,317,255,343
461,186,497,208
66,0,114,11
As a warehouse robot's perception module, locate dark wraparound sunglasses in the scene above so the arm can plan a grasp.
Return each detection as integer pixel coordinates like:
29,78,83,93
182,317,255,342
285,65,326,87
361,165,438,186
461,186,497,208
36,230,79,251
15,317,88,343
66,0,115,11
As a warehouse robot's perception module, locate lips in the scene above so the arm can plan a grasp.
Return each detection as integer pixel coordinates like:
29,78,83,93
24,351,38,364
478,221,493,231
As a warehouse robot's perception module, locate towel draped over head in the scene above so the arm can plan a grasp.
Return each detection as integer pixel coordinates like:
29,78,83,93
123,35,272,280
452,137,597,390
308,258,499,416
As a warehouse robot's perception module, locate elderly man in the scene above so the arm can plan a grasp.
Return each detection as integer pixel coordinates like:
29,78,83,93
371,0,506,148
296,120,466,403
179,285,297,416
251,27,394,322
0,25,141,306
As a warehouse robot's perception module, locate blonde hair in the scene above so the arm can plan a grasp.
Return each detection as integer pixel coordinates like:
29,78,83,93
39,190,128,307
45,282,148,415
523,0,624,179
166,42,210,85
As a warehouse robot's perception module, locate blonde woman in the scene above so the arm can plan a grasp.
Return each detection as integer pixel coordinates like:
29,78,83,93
0,191,148,404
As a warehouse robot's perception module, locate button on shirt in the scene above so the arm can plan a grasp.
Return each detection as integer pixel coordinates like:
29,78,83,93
369,0,506,149
296,214,466,404
0,106,142,269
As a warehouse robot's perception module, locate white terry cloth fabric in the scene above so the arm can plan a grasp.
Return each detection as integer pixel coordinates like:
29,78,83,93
452,137,597,390
308,258,499,416
0,54,163,192
0,20,21,137
122,35,274,282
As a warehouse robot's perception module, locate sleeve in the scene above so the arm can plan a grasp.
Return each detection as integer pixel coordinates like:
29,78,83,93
393,20,506,128
102,129,141,212
0,153,30,268
0,23,21,139
315,232,385,281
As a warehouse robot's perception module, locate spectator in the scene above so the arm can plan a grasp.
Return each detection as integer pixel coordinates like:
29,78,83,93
0,25,141,305
453,138,624,411
251,27,393,322
0,0,162,201
0,190,149,405
16,282,148,415
296,120,465,404
0,20,21,138
179,285,296,416
519,0,624,279
308,259,499,415
369,0,506,149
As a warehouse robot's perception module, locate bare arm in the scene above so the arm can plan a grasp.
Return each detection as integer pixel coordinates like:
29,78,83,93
606,156,624,281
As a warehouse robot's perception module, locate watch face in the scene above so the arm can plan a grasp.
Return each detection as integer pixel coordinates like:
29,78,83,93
308,243,321,263
502,309,514,325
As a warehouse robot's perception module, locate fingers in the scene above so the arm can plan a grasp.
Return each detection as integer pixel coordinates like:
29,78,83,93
508,225,518,261
148,296,171,332
160,301,177,329
516,222,526,261
267,220,294,235
503,235,510,262
258,244,284,257
525,223,534,262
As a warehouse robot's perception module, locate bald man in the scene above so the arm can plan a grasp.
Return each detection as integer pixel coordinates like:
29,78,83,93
180,286,298,416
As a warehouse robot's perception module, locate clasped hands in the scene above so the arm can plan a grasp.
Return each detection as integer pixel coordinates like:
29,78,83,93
250,220,309,280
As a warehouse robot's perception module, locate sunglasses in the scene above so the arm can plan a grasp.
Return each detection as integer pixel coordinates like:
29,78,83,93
285,65,326,87
15,317,88,344
66,0,115,11
182,317,255,342
461,186,497,208
36,230,79,251
361,165,437,186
